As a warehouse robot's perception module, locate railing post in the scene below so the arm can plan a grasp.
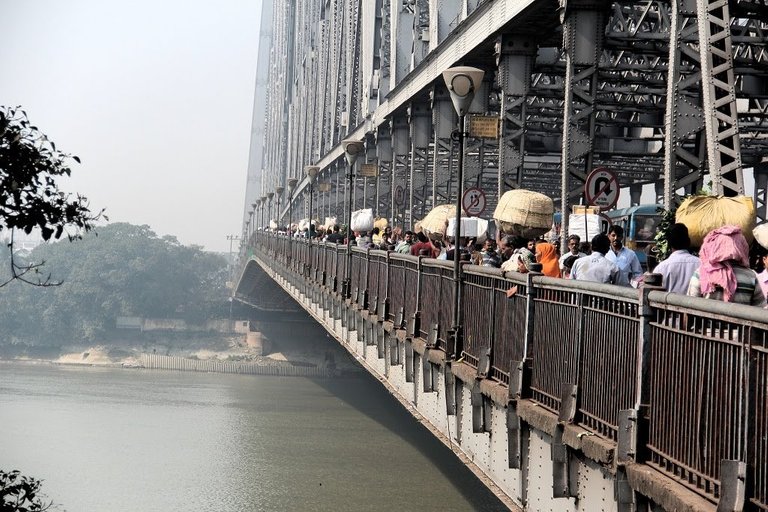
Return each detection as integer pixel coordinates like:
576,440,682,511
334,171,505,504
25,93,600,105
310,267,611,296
407,256,423,339
508,268,539,469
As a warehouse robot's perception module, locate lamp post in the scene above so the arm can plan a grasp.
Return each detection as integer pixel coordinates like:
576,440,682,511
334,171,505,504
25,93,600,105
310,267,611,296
442,66,484,358
275,186,285,230
250,202,258,241
341,139,365,299
266,192,274,231
305,166,319,237
287,178,298,234
260,195,267,232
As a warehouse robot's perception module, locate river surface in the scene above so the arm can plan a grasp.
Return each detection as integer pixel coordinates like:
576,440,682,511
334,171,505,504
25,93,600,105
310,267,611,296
0,362,506,511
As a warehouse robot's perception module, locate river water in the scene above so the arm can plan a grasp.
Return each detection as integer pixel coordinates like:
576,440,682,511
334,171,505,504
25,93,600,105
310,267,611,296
0,362,506,511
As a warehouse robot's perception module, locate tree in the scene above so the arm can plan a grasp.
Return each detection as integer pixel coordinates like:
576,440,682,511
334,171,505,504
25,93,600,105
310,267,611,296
0,470,52,512
0,106,105,286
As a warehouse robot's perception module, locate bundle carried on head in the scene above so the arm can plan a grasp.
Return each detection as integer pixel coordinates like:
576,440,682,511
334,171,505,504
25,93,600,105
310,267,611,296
419,204,456,241
676,195,755,248
493,189,554,238
351,208,374,232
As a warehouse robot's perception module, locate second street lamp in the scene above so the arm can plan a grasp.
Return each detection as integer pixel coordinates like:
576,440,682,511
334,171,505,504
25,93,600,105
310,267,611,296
341,139,365,299
275,186,284,229
267,192,274,231
305,166,320,237
442,65,484,358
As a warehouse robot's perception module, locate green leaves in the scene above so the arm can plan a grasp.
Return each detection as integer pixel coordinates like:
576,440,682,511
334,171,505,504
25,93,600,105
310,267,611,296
0,469,53,511
0,106,104,242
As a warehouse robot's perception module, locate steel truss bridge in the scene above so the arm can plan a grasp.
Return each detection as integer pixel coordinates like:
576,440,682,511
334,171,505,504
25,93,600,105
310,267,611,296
243,0,768,238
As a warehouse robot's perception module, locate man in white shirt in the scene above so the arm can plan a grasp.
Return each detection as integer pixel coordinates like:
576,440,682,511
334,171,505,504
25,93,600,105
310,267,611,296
558,234,587,275
653,223,700,294
605,225,643,286
571,234,620,284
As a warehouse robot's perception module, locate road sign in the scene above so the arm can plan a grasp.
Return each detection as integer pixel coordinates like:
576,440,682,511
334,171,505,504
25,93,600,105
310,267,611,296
462,187,486,216
394,185,405,206
469,116,500,139
585,167,619,209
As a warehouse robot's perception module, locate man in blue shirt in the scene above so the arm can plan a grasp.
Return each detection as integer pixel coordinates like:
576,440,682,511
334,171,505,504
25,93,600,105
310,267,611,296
605,225,643,286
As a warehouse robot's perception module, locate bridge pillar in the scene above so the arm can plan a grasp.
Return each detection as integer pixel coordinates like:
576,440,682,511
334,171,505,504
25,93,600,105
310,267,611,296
412,0,430,68
629,184,642,207
496,35,537,198
463,77,495,207
391,116,412,229
755,164,768,223
390,0,415,91
559,0,611,250
408,101,433,224
376,124,394,222
428,0,461,51
431,85,458,206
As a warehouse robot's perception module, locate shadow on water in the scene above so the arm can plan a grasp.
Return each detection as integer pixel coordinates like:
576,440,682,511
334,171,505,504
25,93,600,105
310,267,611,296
257,317,508,510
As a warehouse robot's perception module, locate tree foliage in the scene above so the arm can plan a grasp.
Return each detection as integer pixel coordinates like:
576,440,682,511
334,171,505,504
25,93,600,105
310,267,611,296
0,223,230,346
0,106,104,240
1,106,106,287
0,470,52,512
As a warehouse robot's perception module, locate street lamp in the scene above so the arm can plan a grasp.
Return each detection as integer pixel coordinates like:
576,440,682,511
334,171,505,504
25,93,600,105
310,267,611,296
305,166,319,237
250,202,258,241
341,139,365,299
259,195,267,233
266,192,274,231
275,186,285,229
442,65,484,358
287,178,298,235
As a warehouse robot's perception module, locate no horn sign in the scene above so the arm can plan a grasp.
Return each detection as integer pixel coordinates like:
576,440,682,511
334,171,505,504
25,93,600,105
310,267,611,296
585,167,619,209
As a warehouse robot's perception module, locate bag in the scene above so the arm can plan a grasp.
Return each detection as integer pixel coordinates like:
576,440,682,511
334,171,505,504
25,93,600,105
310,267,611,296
493,189,554,238
351,208,374,232
676,195,755,248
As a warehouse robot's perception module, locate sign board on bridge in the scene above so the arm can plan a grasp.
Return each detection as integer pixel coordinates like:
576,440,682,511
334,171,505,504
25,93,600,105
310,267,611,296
359,164,378,177
469,116,500,139
462,187,486,216
585,167,619,210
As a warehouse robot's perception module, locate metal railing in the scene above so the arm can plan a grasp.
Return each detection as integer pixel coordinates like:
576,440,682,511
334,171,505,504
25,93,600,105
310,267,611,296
245,232,767,510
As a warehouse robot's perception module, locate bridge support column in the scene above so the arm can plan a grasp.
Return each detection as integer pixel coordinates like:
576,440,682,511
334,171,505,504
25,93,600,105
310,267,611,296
559,0,611,248
754,164,768,223
376,125,394,223
431,85,458,206
390,0,415,91
408,102,433,225
391,116,411,228
496,35,537,197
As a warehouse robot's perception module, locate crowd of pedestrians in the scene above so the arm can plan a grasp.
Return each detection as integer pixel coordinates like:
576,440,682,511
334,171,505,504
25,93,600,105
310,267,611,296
274,218,768,308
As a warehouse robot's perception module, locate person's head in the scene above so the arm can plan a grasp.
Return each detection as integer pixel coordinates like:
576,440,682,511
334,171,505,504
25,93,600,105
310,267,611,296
384,226,392,236
608,225,624,250
333,224,340,233
535,241,556,262
563,254,580,276
511,235,529,250
579,241,592,255
591,233,611,255
416,232,428,243
404,231,414,243
567,234,581,254
667,223,691,251
483,239,496,252
526,239,536,251
700,225,750,268
372,227,380,235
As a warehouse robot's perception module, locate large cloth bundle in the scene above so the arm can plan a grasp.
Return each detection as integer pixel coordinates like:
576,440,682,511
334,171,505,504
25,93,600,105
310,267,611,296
269,219,278,230
493,189,554,238
374,217,388,230
447,217,489,240
351,208,374,232
419,204,456,240
753,222,768,250
676,195,756,248
568,213,601,241
323,217,337,230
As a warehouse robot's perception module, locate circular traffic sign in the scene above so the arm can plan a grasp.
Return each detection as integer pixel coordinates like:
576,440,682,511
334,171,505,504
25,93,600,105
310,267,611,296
585,167,619,210
394,185,405,206
462,187,486,216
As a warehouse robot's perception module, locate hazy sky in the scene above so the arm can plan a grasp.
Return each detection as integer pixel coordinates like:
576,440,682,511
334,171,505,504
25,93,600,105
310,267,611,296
0,0,262,253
